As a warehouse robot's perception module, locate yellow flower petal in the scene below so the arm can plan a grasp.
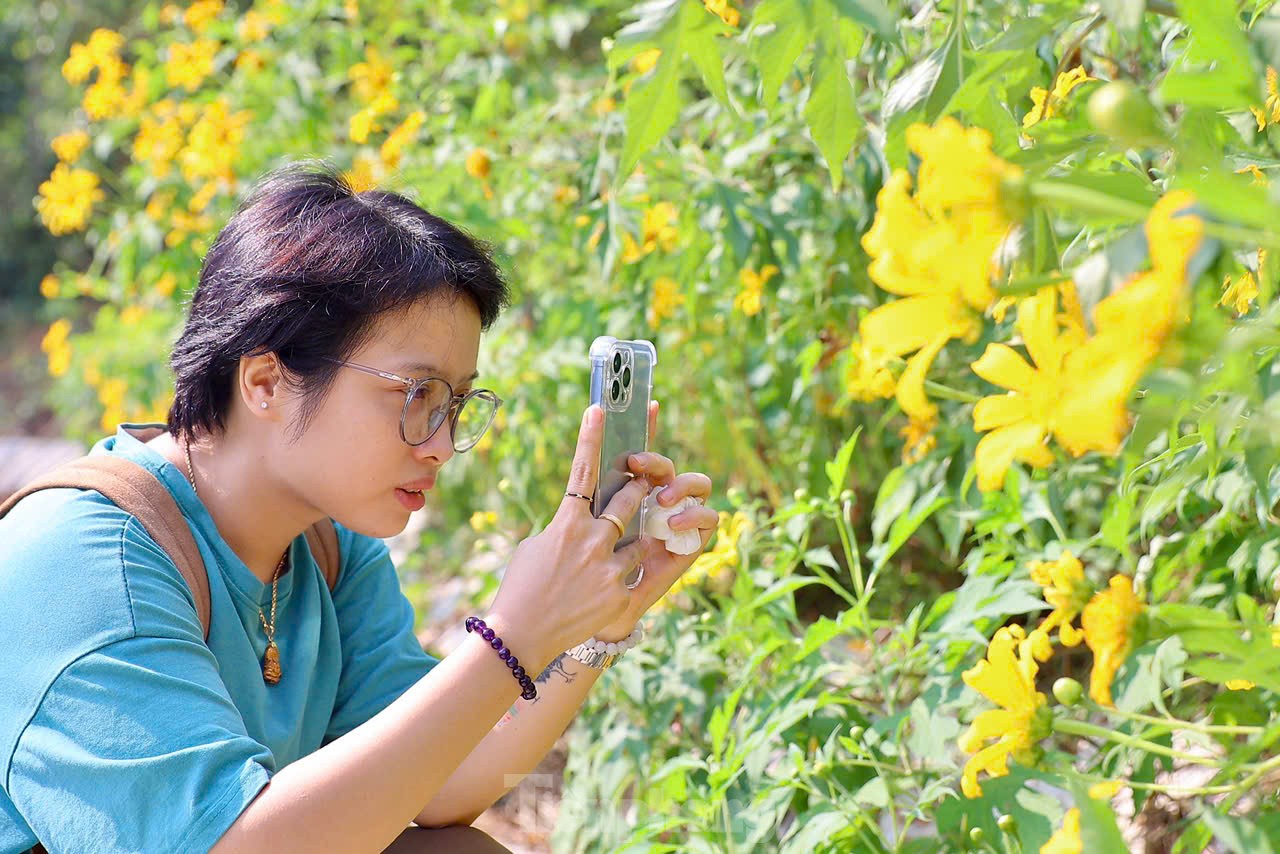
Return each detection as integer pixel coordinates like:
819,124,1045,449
972,343,1037,394
975,421,1048,492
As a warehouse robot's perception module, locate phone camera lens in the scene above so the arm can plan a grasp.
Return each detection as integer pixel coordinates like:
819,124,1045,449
612,352,622,372
622,366,631,386
611,379,621,401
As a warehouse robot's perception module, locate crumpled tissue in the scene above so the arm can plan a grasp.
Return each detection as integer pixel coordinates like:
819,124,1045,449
641,491,703,555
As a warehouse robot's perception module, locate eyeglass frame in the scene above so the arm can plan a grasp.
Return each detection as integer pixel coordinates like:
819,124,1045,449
321,357,503,451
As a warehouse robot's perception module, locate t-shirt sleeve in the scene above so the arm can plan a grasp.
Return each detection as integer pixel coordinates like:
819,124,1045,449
7,635,273,854
323,528,440,744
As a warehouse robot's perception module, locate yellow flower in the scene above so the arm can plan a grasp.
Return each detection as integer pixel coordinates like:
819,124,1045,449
1236,164,1268,186
236,50,266,74
702,0,740,26
344,153,381,193
593,96,617,116
165,39,220,92
1028,551,1092,647
641,202,679,253
1041,808,1081,854
465,149,492,180
36,164,105,235
620,231,645,264
1266,67,1280,126
63,29,125,85
41,319,72,354
184,0,224,33
1221,271,1258,316
188,181,218,213
238,9,272,42
552,185,579,204
900,416,937,463
648,275,685,326
1081,575,1143,706
179,98,252,185
381,111,426,169
631,48,661,76
155,272,178,298
844,335,896,402
120,305,145,326
470,510,499,532
82,56,129,120
349,46,394,102
860,119,1021,425
958,625,1053,798
39,274,60,300
52,131,90,164
735,265,776,317
1091,191,1203,353
1023,66,1094,129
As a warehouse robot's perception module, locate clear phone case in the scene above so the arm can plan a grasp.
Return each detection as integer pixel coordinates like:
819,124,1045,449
589,336,657,552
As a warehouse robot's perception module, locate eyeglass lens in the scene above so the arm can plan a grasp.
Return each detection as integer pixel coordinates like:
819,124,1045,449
403,380,496,450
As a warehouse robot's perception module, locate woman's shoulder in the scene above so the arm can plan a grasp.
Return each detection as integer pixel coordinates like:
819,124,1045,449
0,486,202,647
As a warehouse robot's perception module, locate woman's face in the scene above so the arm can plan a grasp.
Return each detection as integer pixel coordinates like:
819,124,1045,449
282,296,483,538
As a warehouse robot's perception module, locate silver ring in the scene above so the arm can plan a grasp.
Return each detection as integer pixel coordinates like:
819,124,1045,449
624,564,645,590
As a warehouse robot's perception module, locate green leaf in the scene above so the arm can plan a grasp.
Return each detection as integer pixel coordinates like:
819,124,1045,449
825,427,861,499
1099,0,1146,37
1160,1,1257,111
1202,811,1278,854
752,0,811,108
830,0,896,41
1069,779,1129,851
684,12,730,105
804,40,861,189
620,50,684,180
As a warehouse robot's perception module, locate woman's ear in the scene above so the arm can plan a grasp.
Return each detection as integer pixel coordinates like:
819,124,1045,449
238,352,283,415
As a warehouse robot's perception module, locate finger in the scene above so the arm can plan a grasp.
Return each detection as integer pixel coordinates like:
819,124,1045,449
653,472,714,507
612,537,648,587
600,474,652,537
667,506,719,532
627,451,676,485
648,399,659,447
562,404,603,513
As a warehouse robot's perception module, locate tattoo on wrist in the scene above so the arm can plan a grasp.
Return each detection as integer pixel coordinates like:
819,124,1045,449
535,653,575,688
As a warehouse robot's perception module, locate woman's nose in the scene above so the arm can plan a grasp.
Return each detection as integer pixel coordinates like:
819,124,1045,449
412,420,455,466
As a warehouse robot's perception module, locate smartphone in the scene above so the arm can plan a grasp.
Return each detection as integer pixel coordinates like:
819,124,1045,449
589,336,656,557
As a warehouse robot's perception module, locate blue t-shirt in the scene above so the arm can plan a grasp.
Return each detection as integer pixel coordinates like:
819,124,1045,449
0,424,440,853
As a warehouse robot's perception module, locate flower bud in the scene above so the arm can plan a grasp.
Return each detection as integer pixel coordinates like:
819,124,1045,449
1053,677,1084,707
1086,80,1166,147
997,814,1017,834
793,487,810,502
839,489,855,504
968,827,985,844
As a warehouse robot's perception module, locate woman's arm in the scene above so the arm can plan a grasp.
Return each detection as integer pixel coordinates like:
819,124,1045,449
210,618,558,854
412,651,605,827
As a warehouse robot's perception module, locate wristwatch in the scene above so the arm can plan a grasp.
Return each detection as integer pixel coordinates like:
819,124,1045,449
564,641,623,670
564,625,645,670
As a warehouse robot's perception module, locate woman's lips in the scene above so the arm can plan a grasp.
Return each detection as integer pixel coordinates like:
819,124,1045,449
395,487,427,511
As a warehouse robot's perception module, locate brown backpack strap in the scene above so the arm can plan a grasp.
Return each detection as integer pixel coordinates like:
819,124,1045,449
0,455,214,640
305,518,342,592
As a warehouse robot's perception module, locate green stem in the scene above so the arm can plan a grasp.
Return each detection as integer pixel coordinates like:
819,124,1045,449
923,380,982,404
1031,179,1280,252
1080,774,1236,797
1221,752,1280,812
1093,703,1264,736
832,499,865,599
1053,718,1223,766
992,273,1070,297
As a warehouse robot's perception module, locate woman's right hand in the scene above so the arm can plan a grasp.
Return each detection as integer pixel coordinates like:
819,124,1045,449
484,403,652,672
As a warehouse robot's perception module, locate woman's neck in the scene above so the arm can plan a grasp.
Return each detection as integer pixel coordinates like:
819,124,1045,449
147,429,315,586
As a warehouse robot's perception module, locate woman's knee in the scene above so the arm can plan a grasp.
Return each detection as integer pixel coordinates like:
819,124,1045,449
382,824,514,853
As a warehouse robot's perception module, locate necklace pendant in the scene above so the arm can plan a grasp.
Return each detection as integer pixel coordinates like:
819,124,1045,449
262,640,282,684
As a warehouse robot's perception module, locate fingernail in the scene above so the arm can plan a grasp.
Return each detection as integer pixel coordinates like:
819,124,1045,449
588,405,602,428
658,487,674,505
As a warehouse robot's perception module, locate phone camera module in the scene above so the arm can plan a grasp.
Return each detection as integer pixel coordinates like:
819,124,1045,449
611,379,621,401
612,352,622,372
622,366,631,387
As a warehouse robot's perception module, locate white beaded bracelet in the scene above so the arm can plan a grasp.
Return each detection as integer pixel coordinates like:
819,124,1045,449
587,624,644,655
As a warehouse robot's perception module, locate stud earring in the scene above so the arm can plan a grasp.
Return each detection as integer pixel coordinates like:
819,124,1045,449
260,402,268,409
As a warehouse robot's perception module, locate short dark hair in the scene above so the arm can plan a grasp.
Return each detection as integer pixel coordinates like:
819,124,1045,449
166,158,511,445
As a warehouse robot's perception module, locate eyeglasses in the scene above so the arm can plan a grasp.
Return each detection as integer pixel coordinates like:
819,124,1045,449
323,357,502,451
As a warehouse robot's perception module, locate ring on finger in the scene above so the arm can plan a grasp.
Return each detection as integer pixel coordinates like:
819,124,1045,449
600,512,626,537
625,564,645,590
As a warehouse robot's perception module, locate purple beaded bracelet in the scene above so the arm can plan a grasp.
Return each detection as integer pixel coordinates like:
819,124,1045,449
465,616,537,701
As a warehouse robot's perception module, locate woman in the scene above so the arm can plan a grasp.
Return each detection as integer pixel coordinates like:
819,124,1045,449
0,160,717,853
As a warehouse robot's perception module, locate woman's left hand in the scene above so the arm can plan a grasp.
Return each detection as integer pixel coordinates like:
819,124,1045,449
593,400,717,643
